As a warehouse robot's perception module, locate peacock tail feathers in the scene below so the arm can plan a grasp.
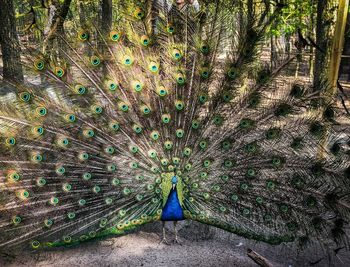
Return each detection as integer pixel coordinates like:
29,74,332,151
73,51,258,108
0,0,349,254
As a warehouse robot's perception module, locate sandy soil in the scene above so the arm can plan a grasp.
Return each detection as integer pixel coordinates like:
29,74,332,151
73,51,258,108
1,221,350,267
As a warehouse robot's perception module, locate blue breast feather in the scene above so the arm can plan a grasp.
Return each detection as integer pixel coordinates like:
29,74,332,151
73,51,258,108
161,187,185,221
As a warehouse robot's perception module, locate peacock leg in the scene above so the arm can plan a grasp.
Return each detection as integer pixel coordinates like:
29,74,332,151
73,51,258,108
173,221,182,245
160,221,170,245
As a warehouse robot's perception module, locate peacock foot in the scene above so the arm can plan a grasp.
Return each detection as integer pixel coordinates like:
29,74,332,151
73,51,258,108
173,237,182,245
159,237,170,245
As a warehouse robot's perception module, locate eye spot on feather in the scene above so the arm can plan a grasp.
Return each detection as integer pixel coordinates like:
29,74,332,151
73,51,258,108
36,107,47,117
83,129,95,138
200,44,209,54
109,121,120,131
82,172,92,180
79,152,89,161
141,35,150,46
110,31,121,42
118,102,129,112
227,67,238,79
65,114,76,123
148,149,157,158
176,73,186,85
34,59,45,71
176,129,184,138
54,67,65,78
32,126,45,136
92,105,103,114
198,94,208,104
31,241,41,249
49,196,59,205
166,25,175,34
78,30,89,41
133,124,143,134
133,7,144,19
175,100,184,111
44,219,54,228
56,166,65,175
157,86,168,97
31,152,43,163
5,137,16,146
74,84,87,95
191,120,200,129
150,131,160,141
7,171,20,182
149,62,159,73
122,56,134,66
90,56,101,66
36,177,46,187
62,183,72,192
12,215,22,225
164,140,173,150
19,92,31,102
17,189,30,200
199,140,208,150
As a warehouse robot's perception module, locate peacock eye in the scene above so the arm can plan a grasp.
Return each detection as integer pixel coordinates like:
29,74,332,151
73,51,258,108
110,31,121,41
90,56,101,66
65,114,76,122
200,44,209,54
118,102,129,112
92,105,103,114
55,67,65,77
109,121,120,131
140,105,151,115
162,114,171,123
199,94,208,104
78,30,89,41
123,56,133,66
133,7,144,19
34,59,45,71
157,86,168,97
32,126,44,136
19,92,31,102
175,100,184,111
56,166,65,175
149,62,159,73
201,68,210,79
132,81,143,92
150,131,160,141
106,80,118,91
133,124,143,133
176,73,185,85
176,129,184,138
191,120,200,129
172,49,182,60
37,177,46,186
36,107,47,117
105,146,115,154
227,67,237,79
167,25,175,33
199,140,207,149
6,137,16,146
74,84,86,94
141,35,150,46
111,178,120,186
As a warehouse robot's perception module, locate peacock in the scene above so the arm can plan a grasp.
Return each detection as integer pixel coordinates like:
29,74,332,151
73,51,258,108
0,0,350,257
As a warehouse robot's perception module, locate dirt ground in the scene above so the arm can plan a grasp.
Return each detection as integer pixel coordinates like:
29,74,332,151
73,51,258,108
1,221,350,267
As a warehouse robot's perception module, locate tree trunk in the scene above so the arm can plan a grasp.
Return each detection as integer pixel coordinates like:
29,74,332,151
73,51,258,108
0,0,24,82
42,0,72,54
313,0,329,91
101,0,112,34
